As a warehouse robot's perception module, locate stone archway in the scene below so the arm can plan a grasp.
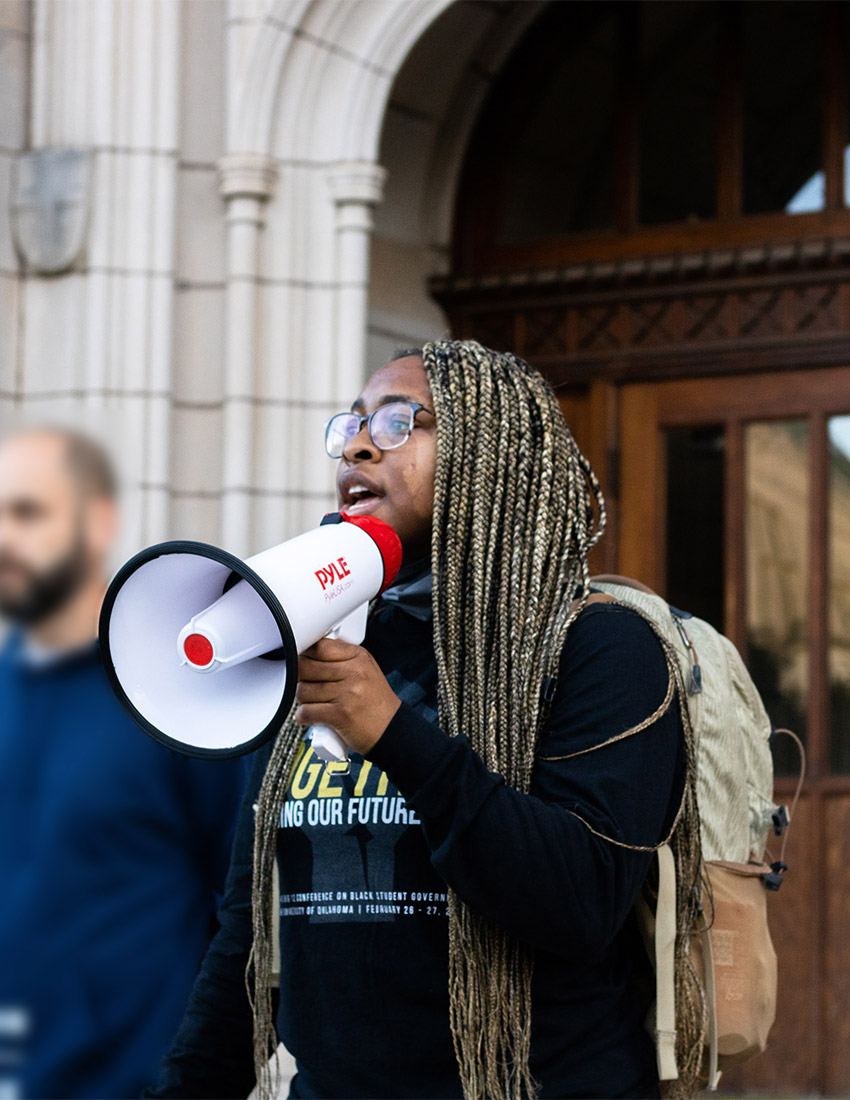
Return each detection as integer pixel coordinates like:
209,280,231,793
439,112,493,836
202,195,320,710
214,0,553,551
215,0,455,551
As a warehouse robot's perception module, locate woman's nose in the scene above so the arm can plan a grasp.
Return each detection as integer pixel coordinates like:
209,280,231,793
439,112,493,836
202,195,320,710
342,420,379,462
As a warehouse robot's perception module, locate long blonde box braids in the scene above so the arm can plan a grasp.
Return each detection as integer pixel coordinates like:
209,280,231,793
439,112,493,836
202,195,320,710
248,340,703,1100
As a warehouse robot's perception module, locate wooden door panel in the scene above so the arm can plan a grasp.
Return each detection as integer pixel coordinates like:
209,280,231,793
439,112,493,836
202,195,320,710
617,368,850,1096
824,793,850,1095
623,367,850,424
619,384,665,591
558,381,620,576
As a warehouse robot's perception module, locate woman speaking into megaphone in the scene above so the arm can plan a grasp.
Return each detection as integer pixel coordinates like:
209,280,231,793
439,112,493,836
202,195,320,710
147,341,698,1100
288,371,437,759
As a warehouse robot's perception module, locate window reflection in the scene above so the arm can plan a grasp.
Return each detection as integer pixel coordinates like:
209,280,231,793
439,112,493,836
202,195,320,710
829,416,850,772
745,421,810,773
785,171,825,215
787,148,850,214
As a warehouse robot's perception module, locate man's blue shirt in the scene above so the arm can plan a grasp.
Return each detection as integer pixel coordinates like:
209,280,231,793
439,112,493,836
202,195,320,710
0,633,247,1099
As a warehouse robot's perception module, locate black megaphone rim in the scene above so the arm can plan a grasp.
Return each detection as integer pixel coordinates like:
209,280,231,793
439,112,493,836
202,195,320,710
98,540,299,759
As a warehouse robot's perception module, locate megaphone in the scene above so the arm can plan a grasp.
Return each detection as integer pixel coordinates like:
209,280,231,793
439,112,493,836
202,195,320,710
98,513,403,761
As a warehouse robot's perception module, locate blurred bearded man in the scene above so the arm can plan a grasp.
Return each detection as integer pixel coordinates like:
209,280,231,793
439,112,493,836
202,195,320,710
0,427,247,1100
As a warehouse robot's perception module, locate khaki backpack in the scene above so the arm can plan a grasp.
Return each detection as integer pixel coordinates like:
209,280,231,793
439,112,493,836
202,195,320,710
584,575,803,1092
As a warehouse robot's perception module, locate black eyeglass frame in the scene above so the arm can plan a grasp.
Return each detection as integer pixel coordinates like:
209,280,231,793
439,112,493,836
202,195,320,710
323,401,434,459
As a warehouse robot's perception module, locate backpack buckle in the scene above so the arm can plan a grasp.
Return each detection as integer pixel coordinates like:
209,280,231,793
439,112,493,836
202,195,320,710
669,608,703,695
762,860,788,891
772,804,790,836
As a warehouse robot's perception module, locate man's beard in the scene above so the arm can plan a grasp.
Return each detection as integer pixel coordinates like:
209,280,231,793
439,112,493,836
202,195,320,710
0,538,90,626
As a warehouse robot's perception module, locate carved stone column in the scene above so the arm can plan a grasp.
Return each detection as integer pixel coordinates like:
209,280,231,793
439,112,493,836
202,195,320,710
327,161,387,387
217,152,277,553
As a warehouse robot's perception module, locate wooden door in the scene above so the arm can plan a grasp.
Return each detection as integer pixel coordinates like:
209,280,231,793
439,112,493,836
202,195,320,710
618,367,850,1095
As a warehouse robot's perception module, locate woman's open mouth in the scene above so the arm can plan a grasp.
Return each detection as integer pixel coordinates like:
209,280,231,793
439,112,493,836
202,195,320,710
340,484,385,516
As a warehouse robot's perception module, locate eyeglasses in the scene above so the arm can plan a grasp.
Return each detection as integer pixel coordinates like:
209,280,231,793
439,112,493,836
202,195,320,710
323,401,433,459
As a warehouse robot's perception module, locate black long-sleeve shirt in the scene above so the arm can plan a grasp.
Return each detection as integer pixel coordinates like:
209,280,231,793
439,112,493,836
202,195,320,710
148,598,685,1100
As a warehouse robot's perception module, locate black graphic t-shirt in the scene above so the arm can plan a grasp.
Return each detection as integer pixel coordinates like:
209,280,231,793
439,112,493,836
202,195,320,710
278,744,447,923
148,597,686,1100
277,742,457,1098
277,604,458,1098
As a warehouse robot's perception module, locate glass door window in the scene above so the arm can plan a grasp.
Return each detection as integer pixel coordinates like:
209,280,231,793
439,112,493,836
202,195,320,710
620,374,850,783
617,368,850,1095
829,416,850,772
744,421,810,772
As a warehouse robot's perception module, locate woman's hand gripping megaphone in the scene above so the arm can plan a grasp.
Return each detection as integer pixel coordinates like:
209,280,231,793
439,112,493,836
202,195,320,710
304,600,368,767
295,600,402,768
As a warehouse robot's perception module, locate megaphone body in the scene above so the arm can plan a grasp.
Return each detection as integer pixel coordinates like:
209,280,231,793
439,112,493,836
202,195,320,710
99,513,403,760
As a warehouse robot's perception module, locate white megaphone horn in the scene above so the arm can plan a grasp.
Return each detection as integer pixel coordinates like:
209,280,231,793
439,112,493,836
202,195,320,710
98,513,403,761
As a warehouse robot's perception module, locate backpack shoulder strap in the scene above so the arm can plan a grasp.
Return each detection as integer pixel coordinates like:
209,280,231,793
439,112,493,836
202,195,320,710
654,843,680,1082
590,573,660,596
568,591,618,617
633,844,680,1082
698,905,721,1090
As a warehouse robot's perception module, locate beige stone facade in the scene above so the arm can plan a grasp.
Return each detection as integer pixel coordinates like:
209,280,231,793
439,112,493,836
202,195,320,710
0,0,553,565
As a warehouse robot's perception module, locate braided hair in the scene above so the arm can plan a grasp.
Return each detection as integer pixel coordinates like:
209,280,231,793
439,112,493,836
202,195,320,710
249,340,704,1100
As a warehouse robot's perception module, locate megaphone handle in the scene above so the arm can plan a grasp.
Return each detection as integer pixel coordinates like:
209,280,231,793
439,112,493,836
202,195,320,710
310,724,350,766
327,600,369,645
308,602,370,768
